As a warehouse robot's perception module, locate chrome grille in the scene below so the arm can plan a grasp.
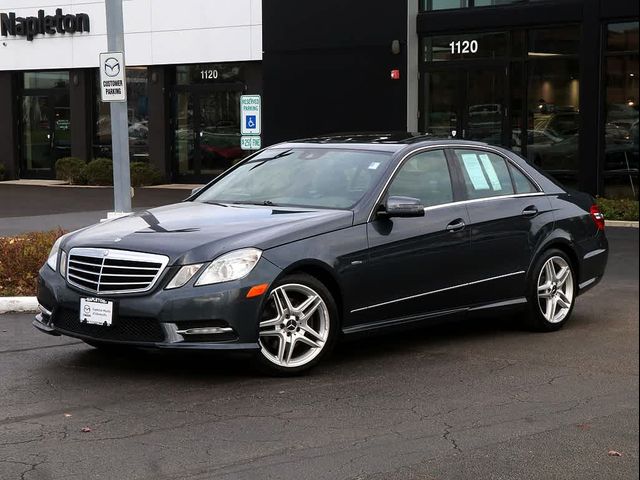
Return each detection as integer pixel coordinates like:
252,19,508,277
67,248,169,295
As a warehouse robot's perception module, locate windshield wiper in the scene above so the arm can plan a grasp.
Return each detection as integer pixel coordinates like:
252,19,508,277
248,150,294,171
227,200,279,207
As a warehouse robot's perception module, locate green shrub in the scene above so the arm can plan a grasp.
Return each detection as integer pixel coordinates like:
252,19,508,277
86,158,113,186
0,163,5,181
0,229,65,297
597,197,639,221
55,157,87,184
130,162,163,187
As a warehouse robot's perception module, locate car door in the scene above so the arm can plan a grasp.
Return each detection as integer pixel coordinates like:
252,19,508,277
347,148,472,327
448,147,553,305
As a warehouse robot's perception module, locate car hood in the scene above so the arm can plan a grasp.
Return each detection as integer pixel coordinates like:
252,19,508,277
64,202,354,264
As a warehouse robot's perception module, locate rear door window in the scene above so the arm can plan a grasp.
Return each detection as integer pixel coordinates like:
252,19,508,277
509,164,538,194
453,149,514,200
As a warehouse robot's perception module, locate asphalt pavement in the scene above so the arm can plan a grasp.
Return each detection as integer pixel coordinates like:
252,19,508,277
0,228,637,480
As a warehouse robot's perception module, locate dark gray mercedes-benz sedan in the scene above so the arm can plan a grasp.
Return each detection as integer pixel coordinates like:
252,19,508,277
35,136,608,374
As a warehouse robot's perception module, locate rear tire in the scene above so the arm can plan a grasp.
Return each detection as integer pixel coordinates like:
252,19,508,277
254,273,338,376
525,249,577,331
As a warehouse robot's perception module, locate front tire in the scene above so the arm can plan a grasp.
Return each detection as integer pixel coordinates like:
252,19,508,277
526,249,576,331
255,274,338,376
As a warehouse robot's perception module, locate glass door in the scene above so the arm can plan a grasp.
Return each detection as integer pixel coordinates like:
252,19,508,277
198,91,243,176
422,66,508,146
20,93,71,178
173,87,244,182
464,67,506,144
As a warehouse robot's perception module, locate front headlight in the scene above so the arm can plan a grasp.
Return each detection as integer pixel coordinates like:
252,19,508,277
46,237,64,271
195,248,262,286
59,250,68,278
166,263,204,290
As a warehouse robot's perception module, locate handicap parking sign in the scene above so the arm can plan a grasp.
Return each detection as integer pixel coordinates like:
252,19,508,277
240,95,261,135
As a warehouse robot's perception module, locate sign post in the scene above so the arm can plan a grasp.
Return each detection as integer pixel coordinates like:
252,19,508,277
240,95,262,151
102,0,131,214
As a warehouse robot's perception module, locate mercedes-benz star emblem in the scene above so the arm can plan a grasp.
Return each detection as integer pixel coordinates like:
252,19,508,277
102,250,110,257
104,57,121,77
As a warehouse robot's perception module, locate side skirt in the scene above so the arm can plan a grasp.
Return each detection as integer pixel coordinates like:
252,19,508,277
342,298,528,336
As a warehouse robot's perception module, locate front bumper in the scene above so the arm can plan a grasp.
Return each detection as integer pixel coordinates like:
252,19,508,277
34,258,282,350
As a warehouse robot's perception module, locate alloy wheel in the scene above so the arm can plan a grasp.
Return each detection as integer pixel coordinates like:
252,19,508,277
537,256,574,324
259,283,330,368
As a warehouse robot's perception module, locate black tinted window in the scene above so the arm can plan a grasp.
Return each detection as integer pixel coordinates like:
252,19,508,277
454,149,515,200
388,150,453,207
196,148,393,209
509,164,538,194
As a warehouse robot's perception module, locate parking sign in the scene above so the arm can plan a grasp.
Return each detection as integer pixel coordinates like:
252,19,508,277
240,95,261,135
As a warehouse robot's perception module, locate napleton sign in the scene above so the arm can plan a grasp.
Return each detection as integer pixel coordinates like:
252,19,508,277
0,9,90,41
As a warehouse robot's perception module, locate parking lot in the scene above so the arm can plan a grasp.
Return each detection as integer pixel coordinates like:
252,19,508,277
0,227,637,480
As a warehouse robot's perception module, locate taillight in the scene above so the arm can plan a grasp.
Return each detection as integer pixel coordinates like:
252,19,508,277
590,204,605,231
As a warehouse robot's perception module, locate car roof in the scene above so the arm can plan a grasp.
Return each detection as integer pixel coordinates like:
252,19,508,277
274,132,489,152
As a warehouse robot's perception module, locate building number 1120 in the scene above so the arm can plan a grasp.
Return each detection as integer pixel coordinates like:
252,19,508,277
449,40,478,54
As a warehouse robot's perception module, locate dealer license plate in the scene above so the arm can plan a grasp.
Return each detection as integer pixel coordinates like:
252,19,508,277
79,298,114,326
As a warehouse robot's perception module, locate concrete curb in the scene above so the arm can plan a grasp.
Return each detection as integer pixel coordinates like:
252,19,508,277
0,297,38,314
606,220,639,228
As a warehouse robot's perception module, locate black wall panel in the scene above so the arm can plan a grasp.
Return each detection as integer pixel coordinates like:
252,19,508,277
262,0,408,145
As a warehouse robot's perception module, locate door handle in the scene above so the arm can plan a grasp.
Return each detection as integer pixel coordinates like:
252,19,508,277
446,218,466,232
522,206,539,218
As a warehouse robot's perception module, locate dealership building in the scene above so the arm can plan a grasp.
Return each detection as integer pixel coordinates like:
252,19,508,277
0,0,638,198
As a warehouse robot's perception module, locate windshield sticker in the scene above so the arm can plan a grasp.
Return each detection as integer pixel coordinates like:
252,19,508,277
479,154,502,190
368,162,381,170
461,154,490,190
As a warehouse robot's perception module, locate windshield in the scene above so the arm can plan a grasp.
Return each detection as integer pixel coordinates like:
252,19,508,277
195,147,394,209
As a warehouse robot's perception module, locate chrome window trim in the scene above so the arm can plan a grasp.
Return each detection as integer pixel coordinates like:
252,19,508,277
67,247,169,295
350,270,526,313
367,143,544,222
420,192,546,213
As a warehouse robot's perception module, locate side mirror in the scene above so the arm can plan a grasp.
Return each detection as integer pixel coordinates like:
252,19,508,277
381,196,425,218
190,187,202,197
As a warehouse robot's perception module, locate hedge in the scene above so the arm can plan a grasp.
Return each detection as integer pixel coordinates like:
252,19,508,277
598,198,639,222
130,162,163,187
0,229,65,297
85,158,114,186
55,157,87,184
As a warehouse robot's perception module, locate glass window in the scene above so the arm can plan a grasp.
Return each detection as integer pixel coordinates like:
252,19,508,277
528,27,581,57
525,27,580,190
421,0,528,11
454,149,514,199
94,67,149,161
509,164,538,194
388,150,453,207
196,148,394,210
603,22,639,199
422,32,508,62
176,64,244,85
607,22,639,52
23,71,69,89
